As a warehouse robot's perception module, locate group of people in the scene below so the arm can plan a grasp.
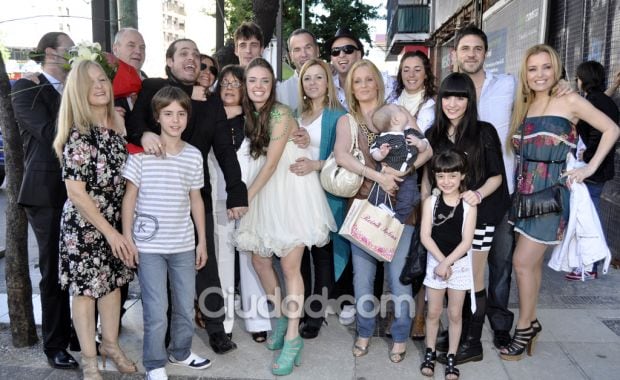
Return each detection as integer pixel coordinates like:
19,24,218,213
10,19,619,380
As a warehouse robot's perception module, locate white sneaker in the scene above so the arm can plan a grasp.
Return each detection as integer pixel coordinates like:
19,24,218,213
146,367,168,380
168,351,212,370
339,304,356,325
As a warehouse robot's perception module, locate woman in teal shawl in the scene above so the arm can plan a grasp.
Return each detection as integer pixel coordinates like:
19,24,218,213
289,58,349,339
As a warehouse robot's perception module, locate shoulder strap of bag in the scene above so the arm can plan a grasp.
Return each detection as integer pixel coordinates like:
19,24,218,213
347,114,360,150
516,117,526,191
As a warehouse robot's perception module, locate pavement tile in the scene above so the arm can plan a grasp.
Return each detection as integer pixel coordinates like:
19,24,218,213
561,342,620,380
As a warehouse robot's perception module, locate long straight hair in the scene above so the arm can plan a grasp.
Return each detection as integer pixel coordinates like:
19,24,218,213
428,72,483,184
53,60,119,162
508,44,562,151
344,59,385,125
242,57,277,158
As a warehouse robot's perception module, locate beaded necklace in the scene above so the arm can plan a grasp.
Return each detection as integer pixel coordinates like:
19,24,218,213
432,195,459,226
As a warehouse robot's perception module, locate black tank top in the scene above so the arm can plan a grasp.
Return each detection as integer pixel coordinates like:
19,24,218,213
431,195,464,256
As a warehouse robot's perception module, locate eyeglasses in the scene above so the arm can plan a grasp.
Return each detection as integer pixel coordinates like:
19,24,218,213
330,44,359,57
200,63,218,77
220,80,242,89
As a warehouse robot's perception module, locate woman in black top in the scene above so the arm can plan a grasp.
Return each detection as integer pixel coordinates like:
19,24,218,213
423,73,510,363
565,60,619,279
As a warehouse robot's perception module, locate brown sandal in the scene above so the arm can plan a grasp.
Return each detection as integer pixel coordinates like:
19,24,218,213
411,315,425,340
194,300,207,329
352,338,370,357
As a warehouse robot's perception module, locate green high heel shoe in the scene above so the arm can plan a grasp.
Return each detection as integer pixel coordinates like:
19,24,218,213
266,316,288,350
272,336,304,376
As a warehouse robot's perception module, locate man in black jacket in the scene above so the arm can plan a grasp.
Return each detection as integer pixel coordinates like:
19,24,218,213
126,38,247,354
11,32,79,370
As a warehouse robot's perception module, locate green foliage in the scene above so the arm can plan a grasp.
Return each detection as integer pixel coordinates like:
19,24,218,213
225,0,254,37
309,0,380,51
225,0,379,49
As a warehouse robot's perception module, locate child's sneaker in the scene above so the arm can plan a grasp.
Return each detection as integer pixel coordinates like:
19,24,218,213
146,367,168,380
168,352,211,370
565,270,597,281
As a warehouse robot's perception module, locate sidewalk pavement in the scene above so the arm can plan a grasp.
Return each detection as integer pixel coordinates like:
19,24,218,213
1,258,620,380
1,189,619,379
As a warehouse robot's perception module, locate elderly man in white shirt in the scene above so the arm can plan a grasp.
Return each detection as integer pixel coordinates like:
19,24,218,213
276,29,319,111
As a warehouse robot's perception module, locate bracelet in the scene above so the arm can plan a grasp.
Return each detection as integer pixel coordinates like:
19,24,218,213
474,190,483,203
361,166,367,177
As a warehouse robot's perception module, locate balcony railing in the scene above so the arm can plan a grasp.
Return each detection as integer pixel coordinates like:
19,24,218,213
387,5,430,41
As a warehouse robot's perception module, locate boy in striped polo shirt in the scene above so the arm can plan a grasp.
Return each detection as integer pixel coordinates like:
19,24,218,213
122,86,210,380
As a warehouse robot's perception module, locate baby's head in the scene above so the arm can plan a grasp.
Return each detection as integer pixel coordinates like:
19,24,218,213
372,104,409,132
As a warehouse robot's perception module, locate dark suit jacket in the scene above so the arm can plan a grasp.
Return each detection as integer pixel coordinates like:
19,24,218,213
126,77,247,213
11,74,67,208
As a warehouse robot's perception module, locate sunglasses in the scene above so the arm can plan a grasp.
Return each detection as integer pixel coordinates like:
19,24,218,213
220,80,242,89
330,44,359,57
200,63,218,77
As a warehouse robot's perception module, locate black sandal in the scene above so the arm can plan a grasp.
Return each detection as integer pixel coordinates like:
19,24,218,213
530,319,542,354
445,353,460,380
420,347,436,377
252,331,267,343
499,327,535,361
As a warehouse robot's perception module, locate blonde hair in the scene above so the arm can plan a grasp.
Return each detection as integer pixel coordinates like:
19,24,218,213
344,59,384,124
508,44,563,152
53,60,119,162
298,58,340,115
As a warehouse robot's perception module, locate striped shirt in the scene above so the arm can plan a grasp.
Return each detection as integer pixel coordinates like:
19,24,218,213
122,143,204,254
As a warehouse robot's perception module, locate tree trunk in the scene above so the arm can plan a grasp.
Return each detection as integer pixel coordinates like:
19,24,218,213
119,0,138,28
0,53,37,347
253,0,279,42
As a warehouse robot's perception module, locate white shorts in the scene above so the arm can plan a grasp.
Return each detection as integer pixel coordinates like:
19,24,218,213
423,253,473,291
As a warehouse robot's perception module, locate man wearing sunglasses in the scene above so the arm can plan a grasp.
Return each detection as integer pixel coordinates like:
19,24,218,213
276,28,319,111
326,27,397,110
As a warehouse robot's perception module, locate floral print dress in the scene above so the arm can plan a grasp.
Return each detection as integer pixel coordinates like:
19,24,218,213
511,116,577,244
59,126,134,298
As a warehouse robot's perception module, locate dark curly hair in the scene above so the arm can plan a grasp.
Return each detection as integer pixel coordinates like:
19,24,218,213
396,51,437,114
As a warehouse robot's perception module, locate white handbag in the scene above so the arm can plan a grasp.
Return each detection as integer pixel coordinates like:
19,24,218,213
320,114,365,197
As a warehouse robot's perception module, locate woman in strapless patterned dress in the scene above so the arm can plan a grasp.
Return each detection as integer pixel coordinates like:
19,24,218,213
499,44,619,361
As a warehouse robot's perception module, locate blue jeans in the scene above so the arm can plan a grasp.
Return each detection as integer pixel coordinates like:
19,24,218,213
352,225,414,343
139,250,196,371
486,210,515,333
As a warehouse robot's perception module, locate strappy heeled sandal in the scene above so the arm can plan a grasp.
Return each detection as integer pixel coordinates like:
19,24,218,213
266,316,288,350
444,353,460,380
499,326,535,361
530,319,542,354
352,338,370,357
420,347,436,377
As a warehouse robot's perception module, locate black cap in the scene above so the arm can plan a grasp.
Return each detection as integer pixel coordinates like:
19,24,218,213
325,27,364,57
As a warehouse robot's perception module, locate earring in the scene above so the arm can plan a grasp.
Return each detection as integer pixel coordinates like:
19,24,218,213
303,95,307,100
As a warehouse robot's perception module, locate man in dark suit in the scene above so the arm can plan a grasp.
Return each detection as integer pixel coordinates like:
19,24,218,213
11,32,78,370
126,38,248,355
